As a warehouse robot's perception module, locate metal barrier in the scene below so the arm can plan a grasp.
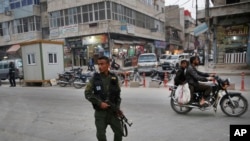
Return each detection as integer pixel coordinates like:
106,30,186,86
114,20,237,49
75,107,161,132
224,53,246,64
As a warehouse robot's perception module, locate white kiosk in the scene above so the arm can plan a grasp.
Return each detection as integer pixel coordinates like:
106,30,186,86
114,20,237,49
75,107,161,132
20,40,64,86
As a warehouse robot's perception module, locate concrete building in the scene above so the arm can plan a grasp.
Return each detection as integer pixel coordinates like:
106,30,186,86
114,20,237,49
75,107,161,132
0,0,166,67
0,0,42,59
165,5,183,55
164,5,203,59
197,0,250,65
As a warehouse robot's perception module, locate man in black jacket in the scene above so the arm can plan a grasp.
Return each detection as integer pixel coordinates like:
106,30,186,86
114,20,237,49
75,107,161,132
186,56,214,106
174,60,188,86
9,61,16,87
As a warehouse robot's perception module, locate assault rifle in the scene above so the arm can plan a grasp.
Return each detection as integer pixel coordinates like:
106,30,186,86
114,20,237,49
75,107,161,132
106,100,133,137
106,100,133,126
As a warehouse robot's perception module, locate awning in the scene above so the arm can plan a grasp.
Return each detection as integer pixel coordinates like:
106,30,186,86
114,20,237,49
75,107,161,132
7,44,20,54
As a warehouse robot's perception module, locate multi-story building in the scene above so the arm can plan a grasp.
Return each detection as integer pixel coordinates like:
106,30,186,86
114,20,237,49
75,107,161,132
182,10,197,52
164,5,203,58
0,0,42,59
197,0,250,65
165,5,183,55
0,0,166,67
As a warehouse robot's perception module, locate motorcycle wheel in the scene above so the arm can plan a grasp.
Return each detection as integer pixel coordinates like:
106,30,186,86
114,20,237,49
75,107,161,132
58,77,68,87
220,95,248,117
73,78,85,89
170,98,192,114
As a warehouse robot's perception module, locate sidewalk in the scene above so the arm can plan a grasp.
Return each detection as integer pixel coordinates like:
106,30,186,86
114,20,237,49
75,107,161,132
196,65,250,76
67,63,250,76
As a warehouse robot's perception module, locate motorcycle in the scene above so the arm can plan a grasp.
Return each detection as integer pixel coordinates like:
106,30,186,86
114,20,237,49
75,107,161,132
169,75,248,117
151,69,176,85
57,68,82,87
73,71,94,89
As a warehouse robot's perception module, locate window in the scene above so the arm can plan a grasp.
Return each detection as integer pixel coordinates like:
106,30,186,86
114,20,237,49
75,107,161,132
99,2,105,20
48,53,57,64
3,62,8,69
50,10,64,28
23,17,29,32
35,16,41,30
10,0,40,9
106,1,111,19
28,16,35,31
27,53,36,65
12,16,41,34
93,2,106,21
82,5,89,23
16,19,24,33
10,0,21,9
77,7,82,23
65,8,77,25
34,0,40,5
226,0,240,4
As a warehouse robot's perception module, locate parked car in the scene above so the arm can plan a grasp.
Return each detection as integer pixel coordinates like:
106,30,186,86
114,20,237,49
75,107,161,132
159,54,171,65
164,54,190,68
0,58,23,80
137,53,158,75
161,61,175,70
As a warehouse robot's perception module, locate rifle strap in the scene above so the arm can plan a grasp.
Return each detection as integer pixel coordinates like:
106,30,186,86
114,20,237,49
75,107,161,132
120,118,128,137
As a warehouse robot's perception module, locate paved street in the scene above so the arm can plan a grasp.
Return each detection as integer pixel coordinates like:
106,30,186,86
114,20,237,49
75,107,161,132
0,84,250,141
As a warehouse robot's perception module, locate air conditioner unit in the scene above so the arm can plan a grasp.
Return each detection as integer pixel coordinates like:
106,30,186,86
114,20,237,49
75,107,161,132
5,10,12,16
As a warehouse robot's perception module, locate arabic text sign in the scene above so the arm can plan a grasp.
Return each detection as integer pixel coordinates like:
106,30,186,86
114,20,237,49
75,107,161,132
194,23,208,36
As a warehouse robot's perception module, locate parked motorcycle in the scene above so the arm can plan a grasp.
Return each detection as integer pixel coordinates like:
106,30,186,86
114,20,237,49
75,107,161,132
73,71,94,89
151,69,176,85
57,68,82,87
169,76,248,117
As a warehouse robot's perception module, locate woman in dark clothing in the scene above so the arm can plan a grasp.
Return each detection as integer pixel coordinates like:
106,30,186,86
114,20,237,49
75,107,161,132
9,61,16,87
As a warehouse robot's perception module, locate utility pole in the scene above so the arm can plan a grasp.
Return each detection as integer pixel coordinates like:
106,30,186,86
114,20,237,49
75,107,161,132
205,0,210,66
195,0,198,26
194,0,198,55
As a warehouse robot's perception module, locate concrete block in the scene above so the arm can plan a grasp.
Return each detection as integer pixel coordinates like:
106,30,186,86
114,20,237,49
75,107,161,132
149,81,160,88
50,79,57,86
130,81,140,87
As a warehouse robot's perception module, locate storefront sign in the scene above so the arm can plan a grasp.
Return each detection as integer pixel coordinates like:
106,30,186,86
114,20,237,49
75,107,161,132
127,24,135,34
50,28,59,37
224,25,248,36
154,41,166,49
59,24,78,35
82,34,107,45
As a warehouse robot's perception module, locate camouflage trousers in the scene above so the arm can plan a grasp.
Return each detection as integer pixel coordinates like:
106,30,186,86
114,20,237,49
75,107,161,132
95,110,123,141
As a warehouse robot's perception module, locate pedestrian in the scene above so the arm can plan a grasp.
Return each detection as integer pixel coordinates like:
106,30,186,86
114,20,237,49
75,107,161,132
133,66,141,82
85,56,123,141
88,57,95,71
91,57,95,71
9,61,16,87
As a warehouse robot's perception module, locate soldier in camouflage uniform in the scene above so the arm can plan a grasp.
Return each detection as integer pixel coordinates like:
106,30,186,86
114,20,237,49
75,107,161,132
85,56,123,141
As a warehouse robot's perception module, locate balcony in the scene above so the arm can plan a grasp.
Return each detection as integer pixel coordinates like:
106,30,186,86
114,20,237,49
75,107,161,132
197,1,250,20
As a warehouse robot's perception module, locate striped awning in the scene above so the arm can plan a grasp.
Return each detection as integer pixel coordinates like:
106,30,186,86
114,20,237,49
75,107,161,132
7,44,20,54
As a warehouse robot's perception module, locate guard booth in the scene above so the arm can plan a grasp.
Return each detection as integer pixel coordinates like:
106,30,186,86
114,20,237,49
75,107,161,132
20,40,64,86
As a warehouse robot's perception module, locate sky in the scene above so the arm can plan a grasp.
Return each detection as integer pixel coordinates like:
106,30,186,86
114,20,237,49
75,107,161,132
165,0,211,19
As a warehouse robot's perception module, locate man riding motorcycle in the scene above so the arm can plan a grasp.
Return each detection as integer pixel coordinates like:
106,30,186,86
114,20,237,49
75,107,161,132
186,56,215,106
